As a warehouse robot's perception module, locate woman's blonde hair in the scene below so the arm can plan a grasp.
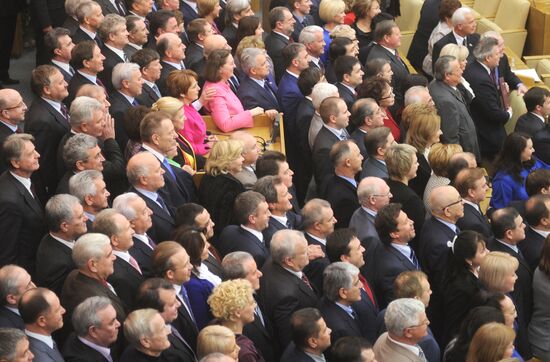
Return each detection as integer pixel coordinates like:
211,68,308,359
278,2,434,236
440,43,469,62
385,143,417,180
197,325,237,359
404,104,441,153
205,139,244,176
330,24,356,40
151,97,184,119
466,322,515,362
479,251,519,293
319,0,346,23
428,143,463,177
207,279,254,321
236,35,266,61
197,0,219,17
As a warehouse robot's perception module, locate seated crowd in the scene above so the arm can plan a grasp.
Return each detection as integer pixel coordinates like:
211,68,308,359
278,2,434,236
1,0,550,361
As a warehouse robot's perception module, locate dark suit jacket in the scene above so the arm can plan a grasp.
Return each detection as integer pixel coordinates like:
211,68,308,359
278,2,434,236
360,157,388,179
463,60,510,158
0,306,24,329
98,45,126,93
351,129,367,159
336,82,356,113
515,112,546,137
179,1,199,30
110,90,133,151
302,233,330,294
129,236,154,277
408,152,431,198
95,0,127,15
217,225,270,269
66,71,97,107
429,79,480,159
130,187,175,244
321,175,359,229
319,298,363,346
221,23,237,49
354,286,379,344
172,298,199,354
155,156,196,210
157,61,179,97
265,32,290,83
291,14,314,42
0,122,16,174
262,212,302,249
27,335,64,362
312,126,341,187
349,207,379,242
121,346,161,362
184,42,204,70
50,61,73,83
243,298,279,362
62,334,111,362
35,234,75,295
25,97,71,201
277,72,304,164
407,0,441,70
259,261,320,350
280,342,317,362
71,27,98,45
0,172,45,276
519,226,546,272
237,76,281,111
432,31,480,70
160,330,196,362
499,54,522,91
107,256,145,310
533,124,550,165
456,203,492,239
62,17,79,37
135,83,160,108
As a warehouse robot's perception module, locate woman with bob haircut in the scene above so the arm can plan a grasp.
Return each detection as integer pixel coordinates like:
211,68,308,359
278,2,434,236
236,15,263,47
351,0,381,49
197,0,223,34
198,139,246,235
197,325,241,360
202,49,264,132
466,322,515,362
208,279,266,362
441,230,488,345
423,143,463,209
319,0,347,64
479,251,519,294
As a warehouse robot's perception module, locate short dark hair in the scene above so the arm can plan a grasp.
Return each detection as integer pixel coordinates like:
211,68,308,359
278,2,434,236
290,308,323,350
523,86,550,112
123,105,151,142
233,191,266,225
149,9,176,36
525,195,550,227
135,277,174,312
175,203,205,229
365,127,391,156
282,43,306,69
171,227,205,268
44,27,71,60
329,37,352,63
187,18,210,42
334,55,360,83
319,97,344,124
375,203,402,246
30,65,58,96
298,67,322,96
71,40,98,70
140,110,172,142
204,49,231,83
326,228,357,263
526,169,550,196
126,14,143,33
331,336,373,362
255,151,286,179
269,6,288,29
131,48,161,69
490,207,520,239
373,20,397,42
18,288,52,325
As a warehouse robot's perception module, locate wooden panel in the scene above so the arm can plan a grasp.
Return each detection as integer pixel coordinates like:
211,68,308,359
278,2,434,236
525,2,550,55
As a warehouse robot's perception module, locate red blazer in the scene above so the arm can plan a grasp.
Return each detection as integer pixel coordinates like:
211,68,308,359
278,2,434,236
203,80,253,132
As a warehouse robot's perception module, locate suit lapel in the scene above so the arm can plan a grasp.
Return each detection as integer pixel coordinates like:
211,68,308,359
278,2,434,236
40,99,70,131
8,174,43,217
388,245,416,270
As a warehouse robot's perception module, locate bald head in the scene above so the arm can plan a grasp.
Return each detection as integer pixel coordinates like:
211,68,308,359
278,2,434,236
126,152,165,190
204,34,231,57
0,89,26,124
357,177,391,210
429,185,464,222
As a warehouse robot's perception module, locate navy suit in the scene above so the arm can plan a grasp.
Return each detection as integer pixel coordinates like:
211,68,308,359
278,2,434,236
0,306,24,329
456,203,492,239
62,333,111,362
335,82,356,114
237,76,281,111
135,83,160,108
172,296,199,354
319,298,363,348
262,212,302,249
130,187,175,244
321,175,359,229
265,32,290,83
243,297,279,362
280,343,317,362
353,285,379,344
217,225,270,269
179,1,199,29
110,90,134,151
50,61,73,83
515,112,546,137
312,127,342,188
519,226,546,272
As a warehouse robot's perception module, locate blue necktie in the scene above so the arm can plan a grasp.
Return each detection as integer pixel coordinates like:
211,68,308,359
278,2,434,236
410,248,420,269
179,287,197,325
162,158,177,180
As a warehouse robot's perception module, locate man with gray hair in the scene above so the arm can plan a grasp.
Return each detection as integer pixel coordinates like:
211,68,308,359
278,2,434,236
69,170,110,229
259,229,319,350
373,298,428,361
308,83,339,149
319,262,363,347
429,55,480,160
120,309,170,359
72,1,105,46
0,265,35,329
36,194,88,295
404,86,433,107
266,7,296,82
237,48,281,115
113,192,155,277
349,98,384,159
463,36,512,160
98,14,130,92
62,296,120,361
299,25,325,71
62,0,86,35
350,177,392,242
0,328,33,362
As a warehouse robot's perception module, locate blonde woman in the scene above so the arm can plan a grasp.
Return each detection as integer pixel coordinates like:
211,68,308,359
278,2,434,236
466,323,515,362
197,0,223,34
151,96,201,172
330,24,359,57
479,251,519,294
197,325,241,360
198,139,246,235
319,0,347,64
208,279,265,362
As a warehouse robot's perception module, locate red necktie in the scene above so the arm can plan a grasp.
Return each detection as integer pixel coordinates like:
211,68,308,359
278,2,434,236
301,274,313,290
359,274,376,306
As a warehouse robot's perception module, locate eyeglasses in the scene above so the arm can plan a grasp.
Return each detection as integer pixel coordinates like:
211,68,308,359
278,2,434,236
442,198,463,210
2,101,25,111
408,319,430,328
373,192,392,198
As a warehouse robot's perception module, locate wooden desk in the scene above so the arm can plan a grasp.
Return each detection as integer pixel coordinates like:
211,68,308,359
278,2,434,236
525,1,550,55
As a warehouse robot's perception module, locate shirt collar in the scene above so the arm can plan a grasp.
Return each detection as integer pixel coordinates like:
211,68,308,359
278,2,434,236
240,225,264,242
84,211,96,222
134,233,155,250
272,31,289,40
304,352,326,362
51,59,72,73
0,120,17,132
112,250,131,263
79,26,97,39
282,266,302,279
452,30,465,45
285,69,299,78
495,239,519,253
142,143,166,162
127,42,142,50
25,330,54,349
434,217,458,234
380,44,397,55
105,44,126,62
163,60,183,70
134,186,160,203
530,112,547,123
391,243,414,263
530,226,550,239
9,172,32,195
117,90,135,105
41,97,62,113
334,302,355,318
78,336,112,361
339,82,356,94
49,233,75,249
250,77,265,87
477,60,492,74
337,174,357,188
463,199,481,213
77,70,97,83
387,334,421,357
271,214,288,227
5,306,20,316
322,124,346,139
306,232,326,246
143,79,156,88
361,206,377,217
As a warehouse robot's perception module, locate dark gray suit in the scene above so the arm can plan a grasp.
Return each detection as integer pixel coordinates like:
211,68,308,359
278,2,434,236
312,126,346,188
350,129,367,159
360,157,388,179
429,79,480,160
349,207,379,242
27,334,65,362
515,112,546,137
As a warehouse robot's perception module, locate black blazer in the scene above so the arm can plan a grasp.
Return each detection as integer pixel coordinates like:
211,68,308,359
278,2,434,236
353,286,379,344
519,226,546,272
50,61,74,83
262,212,302,249
217,225,271,269
121,346,161,362
456,203,492,239
107,256,145,310
71,27,99,45
66,71,97,107
533,124,550,165
243,297,279,362
0,306,24,329
62,17,79,37
0,172,45,276
351,129,367,159
135,83,160,108
221,23,237,49
156,153,197,209
312,126,341,187
62,333,112,362
319,298,363,346
129,236,154,277
130,187,175,244
160,330,196,362
259,261,320,350
157,61,179,96
406,0,441,70
432,31,479,70
179,1,199,30
302,233,330,294
35,234,75,295
515,112,546,137
0,123,15,174
408,152,431,199
110,90,133,151
184,42,204,70
335,82,356,113
237,76,281,111
321,175,359,229
172,298,199,354
98,45,126,93
94,0,127,16
265,32,290,83
280,343,316,362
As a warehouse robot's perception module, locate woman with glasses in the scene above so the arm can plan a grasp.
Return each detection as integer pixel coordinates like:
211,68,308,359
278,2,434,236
358,77,400,142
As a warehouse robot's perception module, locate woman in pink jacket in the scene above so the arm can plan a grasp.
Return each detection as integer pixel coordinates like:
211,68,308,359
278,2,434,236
203,49,264,132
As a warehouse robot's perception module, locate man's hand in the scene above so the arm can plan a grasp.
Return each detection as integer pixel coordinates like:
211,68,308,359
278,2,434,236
307,244,325,260
100,113,116,140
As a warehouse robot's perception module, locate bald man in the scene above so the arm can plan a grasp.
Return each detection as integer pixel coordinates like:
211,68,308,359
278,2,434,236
0,89,27,173
157,32,187,96
191,34,232,86
231,131,260,189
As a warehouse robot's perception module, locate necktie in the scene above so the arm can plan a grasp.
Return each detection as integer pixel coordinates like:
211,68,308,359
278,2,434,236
285,218,292,229
95,77,109,98
490,68,497,86
146,234,156,248
418,345,427,362
410,248,420,269
15,127,22,134
129,255,142,274
123,52,129,63
151,84,161,98
114,0,125,15
358,274,376,306
263,81,278,103
60,103,70,123
179,287,197,325
228,76,239,94
301,273,313,290
350,307,358,319
94,35,103,48
162,158,177,180
156,194,170,213
131,98,139,106
254,305,265,326
69,66,75,76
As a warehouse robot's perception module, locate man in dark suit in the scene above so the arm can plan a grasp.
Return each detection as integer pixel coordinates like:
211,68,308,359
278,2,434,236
0,89,27,174
520,195,550,272
0,265,34,329
98,14,129,93
265,7,296,83
223,251,280,362
360,127,392,180
290,0,314,42
36,194,87,295
254,176,302,247
152,242,199,352
349,98,385,160
350,177,391,242
185,19,211,70
72,1,104,46
25,66,71,202
179,0,200,29
430,55,480,160
238,48,281,112
132,49,162,108
95,0,127,16
0,134,46,276
29,0,68,65
367,20,410,111
66,41,107,107
62,5,79,37
372,203,420,308
140,111,196,208
312,97,351,189
432,7,479,69
135,278,197,362
94,209,145,309
20,288,65,362
334,56,363,113
62,296,120,362
156,33,187,96
259,230,320,350
222,0,254,48
321,141,362,229
127,0,153,22
515,87,550,137
280,308,331,362
407,0,441,72
533,125,550,165
124,15,148,59
45,27,76,83
68,170,110,231
455,167,493,238
127,152,176,244
463,37,511,161
299,25,325,73
487,207,533,358
217,191,271,268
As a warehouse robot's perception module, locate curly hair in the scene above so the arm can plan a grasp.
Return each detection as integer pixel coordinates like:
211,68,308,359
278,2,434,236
205,139,244,176
207,279,254,321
